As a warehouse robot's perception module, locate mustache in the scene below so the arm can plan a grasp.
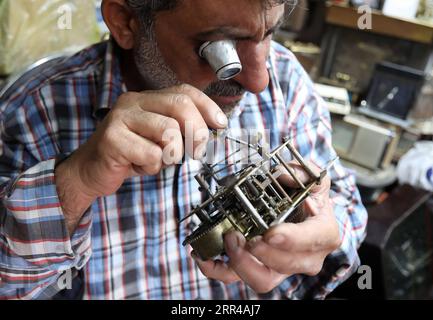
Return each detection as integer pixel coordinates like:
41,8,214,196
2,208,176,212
203,80,246,97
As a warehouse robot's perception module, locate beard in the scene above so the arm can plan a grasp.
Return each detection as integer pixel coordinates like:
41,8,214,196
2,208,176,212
133,26,181,90
132,26,245,117
203,80,246,116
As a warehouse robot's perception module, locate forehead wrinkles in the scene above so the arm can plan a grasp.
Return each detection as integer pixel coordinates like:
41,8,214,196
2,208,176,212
180,0,271,37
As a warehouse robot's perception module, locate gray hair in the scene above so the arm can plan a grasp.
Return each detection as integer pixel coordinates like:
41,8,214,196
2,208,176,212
126,0,298,27
126,0,178,26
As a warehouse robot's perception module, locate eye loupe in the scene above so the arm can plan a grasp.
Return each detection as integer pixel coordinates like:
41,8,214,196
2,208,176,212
199,40,242,81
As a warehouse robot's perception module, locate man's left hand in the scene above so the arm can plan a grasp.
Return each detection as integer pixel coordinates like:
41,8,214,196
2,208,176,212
191,162,342,293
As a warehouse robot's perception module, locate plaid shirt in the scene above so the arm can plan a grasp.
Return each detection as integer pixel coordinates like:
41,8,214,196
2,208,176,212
0,40,367,300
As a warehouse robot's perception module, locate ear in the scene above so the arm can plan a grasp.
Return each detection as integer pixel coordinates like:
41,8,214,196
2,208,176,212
101,0,140,50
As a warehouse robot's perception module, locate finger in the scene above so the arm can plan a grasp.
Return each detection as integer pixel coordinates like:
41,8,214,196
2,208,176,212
160,84,228,130
262,214,341,253
302,194,332,218
246,237,324,276
191,251,241,285
117,109,184,165
105,128,164,176
130,91,210,159
224,231,286,293
158,84,229,159
275,161,330,195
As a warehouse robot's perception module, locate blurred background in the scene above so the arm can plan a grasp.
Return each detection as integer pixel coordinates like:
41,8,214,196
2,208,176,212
0,0,432,300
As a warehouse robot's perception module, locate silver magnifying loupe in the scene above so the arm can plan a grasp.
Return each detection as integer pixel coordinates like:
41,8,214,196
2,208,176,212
199,40,242,81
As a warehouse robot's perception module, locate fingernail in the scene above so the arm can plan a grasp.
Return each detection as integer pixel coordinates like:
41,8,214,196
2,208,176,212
268,234,285,246
216,111,228,127
225,231,244,253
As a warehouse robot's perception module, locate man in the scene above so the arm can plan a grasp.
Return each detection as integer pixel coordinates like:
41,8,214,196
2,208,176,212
0,0,367,299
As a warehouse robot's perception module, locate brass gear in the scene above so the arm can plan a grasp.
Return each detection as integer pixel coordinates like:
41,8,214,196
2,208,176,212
183,216,234,261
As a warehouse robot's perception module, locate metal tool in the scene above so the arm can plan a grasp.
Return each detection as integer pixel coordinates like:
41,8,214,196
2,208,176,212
181,134,338,260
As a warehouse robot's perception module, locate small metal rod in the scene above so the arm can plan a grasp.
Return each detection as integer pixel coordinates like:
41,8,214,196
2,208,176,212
258,197,278,219
179,208,200,223
226,135,258,150
267,183,283,201
226,214,244,233
196,208,212,223
291,184,314,206
211,147,242,169
213,151,256,175
223,136,255,173
212,161,240,175
256,175,283,201
244,225,255,238
233,185,269,230
179,196,213,222
325,157,340,173
269,155,281,167
225,156,273,190
271,180,316,226
195,175,215,199
233,148,260,165
275,153,306,189
232,164,262,188
213,149,261,177
271,206,296,226
284,139,320,180
200,161,220,182
265,172,293,203
268,139,292,158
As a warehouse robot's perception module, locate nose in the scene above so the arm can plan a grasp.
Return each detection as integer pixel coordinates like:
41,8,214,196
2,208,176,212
234,41,270,94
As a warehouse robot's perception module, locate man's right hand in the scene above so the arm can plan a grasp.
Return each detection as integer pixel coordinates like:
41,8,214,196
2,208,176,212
55,84,228,235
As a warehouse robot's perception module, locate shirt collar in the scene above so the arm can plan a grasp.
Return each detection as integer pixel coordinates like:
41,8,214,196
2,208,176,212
94,39,127,121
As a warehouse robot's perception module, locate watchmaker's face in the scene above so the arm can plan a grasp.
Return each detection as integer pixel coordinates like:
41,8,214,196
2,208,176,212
132,0,285,115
